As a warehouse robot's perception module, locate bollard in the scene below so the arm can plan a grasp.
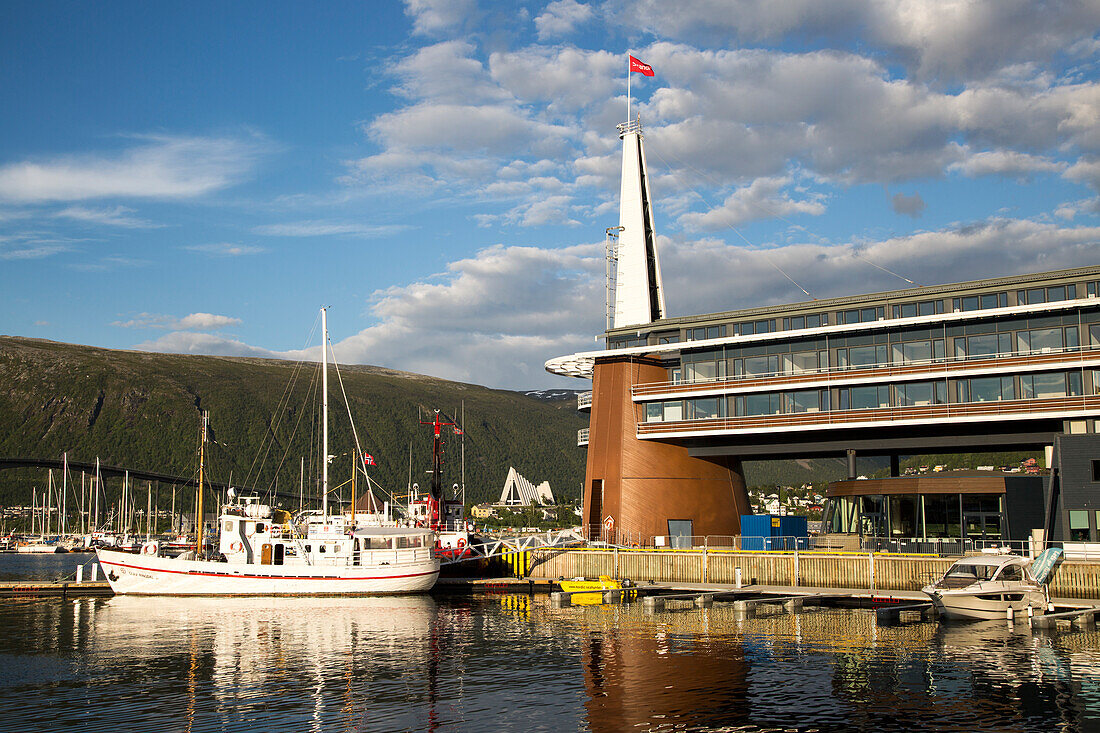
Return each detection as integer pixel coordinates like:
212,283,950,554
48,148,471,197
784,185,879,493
734,567,742,589
550,592,572,608
1027,606,1034,619
91,563,99,582
76,565,84,584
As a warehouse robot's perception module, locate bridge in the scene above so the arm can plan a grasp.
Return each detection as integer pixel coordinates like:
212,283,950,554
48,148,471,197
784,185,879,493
0,457,263,497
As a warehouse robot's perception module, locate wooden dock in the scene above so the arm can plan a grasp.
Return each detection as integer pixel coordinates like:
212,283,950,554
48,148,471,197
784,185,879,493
0,580,113,598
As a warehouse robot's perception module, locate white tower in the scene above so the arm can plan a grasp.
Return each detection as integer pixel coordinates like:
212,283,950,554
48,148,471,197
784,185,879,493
612,119,666,329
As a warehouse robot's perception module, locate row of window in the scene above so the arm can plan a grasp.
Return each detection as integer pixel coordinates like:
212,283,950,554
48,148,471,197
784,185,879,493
643,370,1090,422
637,281,1092,348
675,319,1099,383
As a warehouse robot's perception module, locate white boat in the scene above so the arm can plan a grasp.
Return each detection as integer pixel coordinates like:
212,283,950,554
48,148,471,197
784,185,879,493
96,308,440,596
16,541,67,554
922,549,1062,620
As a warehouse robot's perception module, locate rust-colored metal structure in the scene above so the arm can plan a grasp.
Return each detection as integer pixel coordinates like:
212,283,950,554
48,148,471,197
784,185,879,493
583,356,751,543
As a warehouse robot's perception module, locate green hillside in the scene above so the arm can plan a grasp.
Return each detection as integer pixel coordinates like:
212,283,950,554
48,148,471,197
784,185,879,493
0,337,588,510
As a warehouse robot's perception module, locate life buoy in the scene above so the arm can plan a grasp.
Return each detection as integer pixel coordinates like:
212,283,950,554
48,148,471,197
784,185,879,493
230,541,245,553
457,537,466,549
141,541,158,556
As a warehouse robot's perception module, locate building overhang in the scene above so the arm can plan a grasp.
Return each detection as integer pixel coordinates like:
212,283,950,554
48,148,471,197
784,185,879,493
546,295,1099,380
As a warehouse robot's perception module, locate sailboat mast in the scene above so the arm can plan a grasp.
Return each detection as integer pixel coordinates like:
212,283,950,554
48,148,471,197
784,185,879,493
321,307,329,518
196,412,207,558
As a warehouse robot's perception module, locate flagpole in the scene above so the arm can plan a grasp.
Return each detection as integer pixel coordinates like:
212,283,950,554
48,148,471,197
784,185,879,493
626,51,631,123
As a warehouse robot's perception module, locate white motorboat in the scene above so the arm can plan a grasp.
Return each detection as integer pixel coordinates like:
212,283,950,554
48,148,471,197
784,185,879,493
97,502,439,595
97,308,440,596
922,549,1062,620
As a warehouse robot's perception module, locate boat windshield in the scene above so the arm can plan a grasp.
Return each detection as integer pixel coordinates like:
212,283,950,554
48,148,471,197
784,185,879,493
945,562,998,582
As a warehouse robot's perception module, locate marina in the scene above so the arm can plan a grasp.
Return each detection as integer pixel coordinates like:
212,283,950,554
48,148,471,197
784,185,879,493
2,568,1100,731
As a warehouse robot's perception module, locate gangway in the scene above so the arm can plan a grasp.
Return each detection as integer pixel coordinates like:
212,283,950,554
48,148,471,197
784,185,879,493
440,528,585,565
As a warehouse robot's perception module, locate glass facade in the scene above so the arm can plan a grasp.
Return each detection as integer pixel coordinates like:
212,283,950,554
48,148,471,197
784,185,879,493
823,492,1004,540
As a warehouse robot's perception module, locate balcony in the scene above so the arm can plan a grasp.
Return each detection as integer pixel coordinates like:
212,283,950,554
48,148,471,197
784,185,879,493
637,393,1100,439
577,391,593,411
632,346,1100,400
577,428,590,446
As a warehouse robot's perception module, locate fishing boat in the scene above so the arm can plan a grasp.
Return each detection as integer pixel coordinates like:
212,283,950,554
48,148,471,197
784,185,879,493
96,308,440,596
403,410,484,568
921,548,1062,620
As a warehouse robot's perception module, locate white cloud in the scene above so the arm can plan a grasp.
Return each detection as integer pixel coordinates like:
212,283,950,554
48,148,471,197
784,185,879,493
53,205,162,228
534,0,595,40
679,176,826,229
605,0,1100,84
113,312,242,331
403,0,478,36
252,220,411,238
949,149,1067,178
186,243,266,256
0,134,266,203
134,331,275,358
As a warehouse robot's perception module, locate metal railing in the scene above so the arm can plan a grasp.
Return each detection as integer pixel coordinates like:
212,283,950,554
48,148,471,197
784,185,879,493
562,531,1100,561
577,428,589,446
637,393,1100,436
632,345,1100,399
577,392,593,410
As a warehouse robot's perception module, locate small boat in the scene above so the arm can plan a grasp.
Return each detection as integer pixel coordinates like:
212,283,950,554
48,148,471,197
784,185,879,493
558,575,635,604
922,548,1062,620
16,541,67,554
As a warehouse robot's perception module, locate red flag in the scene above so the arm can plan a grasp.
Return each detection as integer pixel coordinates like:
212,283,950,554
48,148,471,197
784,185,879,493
629,55,654,76
363,453,376,466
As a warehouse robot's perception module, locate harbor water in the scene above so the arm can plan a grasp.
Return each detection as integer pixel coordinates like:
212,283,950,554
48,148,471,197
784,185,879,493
1,556,1099,731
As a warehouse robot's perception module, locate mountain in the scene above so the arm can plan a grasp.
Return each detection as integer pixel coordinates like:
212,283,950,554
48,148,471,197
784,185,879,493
0,337,588,509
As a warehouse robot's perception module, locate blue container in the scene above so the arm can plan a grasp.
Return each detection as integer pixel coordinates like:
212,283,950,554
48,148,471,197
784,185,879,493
741,514,809,550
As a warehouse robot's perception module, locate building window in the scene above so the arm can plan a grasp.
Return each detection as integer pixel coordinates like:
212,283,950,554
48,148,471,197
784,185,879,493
953,293,1006,312
956,333,1013,360
893,338,945,364
892,300,941,319
784,314,826,329
895,381,948,406
783,349,827,373
1017,327,1074,354
838,344,887,369
1092,460,1100,482
1069,510,1090,541
737,392,783,416
657,333,680,344
686,397,723,420
1020,371,1082,399
839,385,890,410
839,307,884,324
686,326,724,341
1019,285,1076,305
786,389,828,413
1088,281,1099,298
956,376,1015,403
738,354,780,377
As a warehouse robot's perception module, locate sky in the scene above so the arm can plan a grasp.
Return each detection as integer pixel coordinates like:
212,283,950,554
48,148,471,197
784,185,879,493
2,1,1099,390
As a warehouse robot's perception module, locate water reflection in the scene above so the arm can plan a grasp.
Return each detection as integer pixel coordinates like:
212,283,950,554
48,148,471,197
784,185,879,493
1,594,1099,731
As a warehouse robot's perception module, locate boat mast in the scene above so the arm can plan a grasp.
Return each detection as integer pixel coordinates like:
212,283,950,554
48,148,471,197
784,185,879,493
196,412,207,558
321,307,329,518
61,453,68,537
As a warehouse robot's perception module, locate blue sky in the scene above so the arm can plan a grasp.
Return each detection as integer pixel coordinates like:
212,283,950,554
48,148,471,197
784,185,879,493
2,0,1099,389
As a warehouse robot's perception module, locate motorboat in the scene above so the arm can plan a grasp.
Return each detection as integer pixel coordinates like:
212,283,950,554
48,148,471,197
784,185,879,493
97,499,439,595
96,308,440,596
922,548,1062,620
558,575,636,604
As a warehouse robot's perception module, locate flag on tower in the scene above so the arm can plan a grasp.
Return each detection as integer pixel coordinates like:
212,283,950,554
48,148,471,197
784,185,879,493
363,453,376,466
629,55,654,76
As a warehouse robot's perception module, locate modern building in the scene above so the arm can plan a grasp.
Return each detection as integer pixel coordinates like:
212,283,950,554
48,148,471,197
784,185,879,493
547,121,1100,547
497,467,554,507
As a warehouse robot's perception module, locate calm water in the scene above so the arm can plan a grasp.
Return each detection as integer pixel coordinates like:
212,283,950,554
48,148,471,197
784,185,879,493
1,555,1099,732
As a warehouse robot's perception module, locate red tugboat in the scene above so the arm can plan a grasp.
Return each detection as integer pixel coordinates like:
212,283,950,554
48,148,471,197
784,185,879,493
407,410,485,570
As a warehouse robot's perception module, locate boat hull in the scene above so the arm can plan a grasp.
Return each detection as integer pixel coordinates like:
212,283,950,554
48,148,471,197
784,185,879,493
17,544,67,553
96,549,439,596
923,586,1046,621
